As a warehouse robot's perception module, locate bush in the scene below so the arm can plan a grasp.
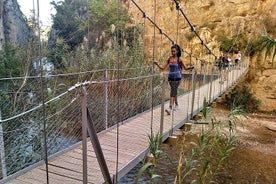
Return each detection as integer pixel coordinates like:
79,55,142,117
224,85,260,113
218,33,248,53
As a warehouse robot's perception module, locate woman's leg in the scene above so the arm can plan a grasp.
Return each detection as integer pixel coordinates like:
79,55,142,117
169,80,180,109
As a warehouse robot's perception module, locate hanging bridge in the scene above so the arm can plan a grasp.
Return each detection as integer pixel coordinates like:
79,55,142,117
0,0,250,183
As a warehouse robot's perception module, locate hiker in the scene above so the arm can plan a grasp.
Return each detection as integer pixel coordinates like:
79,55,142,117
218,51,228,83
154,44,194,115
233,50,242,69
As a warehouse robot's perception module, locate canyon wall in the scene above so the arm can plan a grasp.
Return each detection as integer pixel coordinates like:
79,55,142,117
126,0,276,111
0,0,30,50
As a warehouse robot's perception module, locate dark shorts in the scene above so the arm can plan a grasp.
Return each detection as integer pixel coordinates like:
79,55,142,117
168,78,181,97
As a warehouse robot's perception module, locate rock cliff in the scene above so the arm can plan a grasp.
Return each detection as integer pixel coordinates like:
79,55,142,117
0,0,30,49
126,0,276,112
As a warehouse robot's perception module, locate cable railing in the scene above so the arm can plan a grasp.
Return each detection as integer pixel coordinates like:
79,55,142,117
0,59,249,181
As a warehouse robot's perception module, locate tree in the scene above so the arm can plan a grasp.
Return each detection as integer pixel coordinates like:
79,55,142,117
87,0,132,49
0,45,23,78
50,0,86,50
49,0,134,69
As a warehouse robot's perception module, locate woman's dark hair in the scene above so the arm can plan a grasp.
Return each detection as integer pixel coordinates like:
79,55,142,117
171,44,182,57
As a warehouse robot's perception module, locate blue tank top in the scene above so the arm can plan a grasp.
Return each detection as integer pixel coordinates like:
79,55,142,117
168,61,182,79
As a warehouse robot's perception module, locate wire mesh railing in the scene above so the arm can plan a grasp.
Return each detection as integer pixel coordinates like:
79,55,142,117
0,60,249,180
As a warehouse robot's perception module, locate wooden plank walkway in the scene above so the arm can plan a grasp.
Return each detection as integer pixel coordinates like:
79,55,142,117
3,67,247,184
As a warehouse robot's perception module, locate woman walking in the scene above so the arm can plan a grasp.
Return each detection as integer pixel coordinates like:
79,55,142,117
154,44,194,115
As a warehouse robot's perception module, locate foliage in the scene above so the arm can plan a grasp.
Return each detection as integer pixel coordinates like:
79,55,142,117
54,23,145,74
224,85,260,113
218,34,235,52
174,107,240,184
227,106,246,134
148,132,163,161
185,32,196,42
49,0,86,68
87,0,132,49
242,32,275,67
135,132,163,184
0,44,24,78
50,0,86,50
218,33,248,53
258,33,276,66
50,0,134,69
201,97,209,119
0,42,57,176
0,39,48,116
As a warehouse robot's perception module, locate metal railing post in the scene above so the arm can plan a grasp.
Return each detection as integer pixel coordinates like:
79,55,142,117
81,87,88,184
104,70,109,130
0,109,7,178
190,69,196,118
209,66,214,103
159,74,165,136
203,62,206,85
87,109,112,184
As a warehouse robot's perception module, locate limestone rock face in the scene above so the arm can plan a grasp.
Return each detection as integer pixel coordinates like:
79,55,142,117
126,0,276,111
127,0,275,55
0,0,30,49
253,69,276,111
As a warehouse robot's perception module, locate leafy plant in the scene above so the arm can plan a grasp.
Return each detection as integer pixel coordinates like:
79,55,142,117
0,44,24,78
174,104,240,184
258,33,276,67
87,0,132,48
224,85,260,113
50,0,86,50
135,132,162,183
218,33,248,53
201,97,210,119
134,162,161,184
148,132,163,161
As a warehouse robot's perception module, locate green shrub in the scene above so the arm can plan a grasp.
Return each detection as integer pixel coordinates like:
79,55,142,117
218,33,248,53
224,85,260,113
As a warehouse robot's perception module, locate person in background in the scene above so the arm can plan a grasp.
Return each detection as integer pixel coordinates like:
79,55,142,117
226,52,232,70
154,44,194,115
218,51,228,83
237,50,242,69
233,50,241,69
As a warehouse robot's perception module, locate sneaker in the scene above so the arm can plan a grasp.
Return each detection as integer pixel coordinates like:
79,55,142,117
175,104,179,110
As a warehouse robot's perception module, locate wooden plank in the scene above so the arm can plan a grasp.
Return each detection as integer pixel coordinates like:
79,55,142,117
47,159,105,183
7,167,47,184
40,164,92,183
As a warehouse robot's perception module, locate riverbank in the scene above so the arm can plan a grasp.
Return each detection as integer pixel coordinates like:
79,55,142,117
118,103,276,183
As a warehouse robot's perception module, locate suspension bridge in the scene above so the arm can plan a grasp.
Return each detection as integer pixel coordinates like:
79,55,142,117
0,63,249,184
0,0,250,183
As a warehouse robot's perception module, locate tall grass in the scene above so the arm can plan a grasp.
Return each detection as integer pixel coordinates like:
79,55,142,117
174,103,243,183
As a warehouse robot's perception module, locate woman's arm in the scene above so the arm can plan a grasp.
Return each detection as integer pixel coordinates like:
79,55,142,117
154,59,169,71
179,58,194,70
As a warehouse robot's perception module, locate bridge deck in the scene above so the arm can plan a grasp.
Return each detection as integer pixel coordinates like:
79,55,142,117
4,68,246,184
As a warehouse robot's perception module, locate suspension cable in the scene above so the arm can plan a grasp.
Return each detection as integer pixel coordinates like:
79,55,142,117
176,9,180,44
173,0,215,58
130,0,216,68
149,0,157,135
36,0,49,183
115,0,121,182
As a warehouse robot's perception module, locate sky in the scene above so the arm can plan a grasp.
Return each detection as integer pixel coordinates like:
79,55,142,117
17,0,62,28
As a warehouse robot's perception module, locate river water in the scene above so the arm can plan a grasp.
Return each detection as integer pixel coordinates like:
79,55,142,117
118,143,181,184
